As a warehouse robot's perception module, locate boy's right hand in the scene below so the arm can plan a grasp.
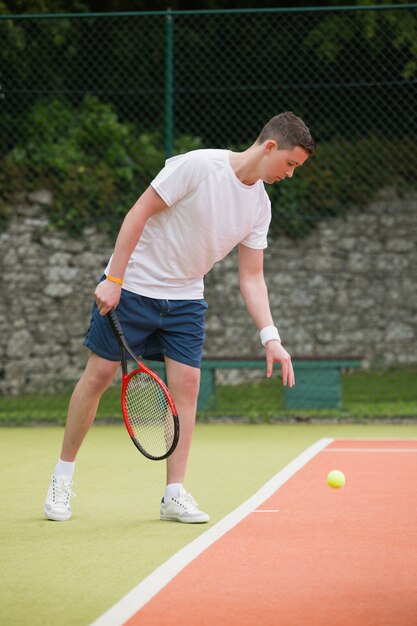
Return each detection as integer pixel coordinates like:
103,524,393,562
95,279,122,316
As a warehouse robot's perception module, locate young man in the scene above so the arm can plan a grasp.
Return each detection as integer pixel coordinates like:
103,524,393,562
44,111,314,524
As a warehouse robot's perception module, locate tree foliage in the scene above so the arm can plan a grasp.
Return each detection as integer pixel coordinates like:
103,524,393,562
0,1,415,237
0,97,202,232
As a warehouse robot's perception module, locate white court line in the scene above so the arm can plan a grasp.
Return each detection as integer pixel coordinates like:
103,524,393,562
90,437,333,626
323,448,417,453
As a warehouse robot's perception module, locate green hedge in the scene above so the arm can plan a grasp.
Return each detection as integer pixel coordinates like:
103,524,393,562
267,134,415,238
0,97,415,238
0,96,202,233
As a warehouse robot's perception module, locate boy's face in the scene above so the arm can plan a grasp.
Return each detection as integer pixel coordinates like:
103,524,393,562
261,142,309,185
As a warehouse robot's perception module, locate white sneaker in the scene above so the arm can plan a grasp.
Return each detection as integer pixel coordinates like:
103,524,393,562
44,474,76,521
160,489,209,524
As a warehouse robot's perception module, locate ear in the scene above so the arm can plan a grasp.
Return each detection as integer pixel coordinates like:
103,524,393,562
264,139,277,154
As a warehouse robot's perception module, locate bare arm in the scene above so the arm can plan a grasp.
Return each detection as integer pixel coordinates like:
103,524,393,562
95,186,168,315
238,244,295,386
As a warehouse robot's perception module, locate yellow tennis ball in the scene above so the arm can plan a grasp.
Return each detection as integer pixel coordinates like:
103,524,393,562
327,470,346,489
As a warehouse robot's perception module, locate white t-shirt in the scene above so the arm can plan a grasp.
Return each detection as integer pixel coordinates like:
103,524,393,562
105,149,271,299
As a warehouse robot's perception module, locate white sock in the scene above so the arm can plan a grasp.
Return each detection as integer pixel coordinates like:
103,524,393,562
54,459,75,479
164,483,184,500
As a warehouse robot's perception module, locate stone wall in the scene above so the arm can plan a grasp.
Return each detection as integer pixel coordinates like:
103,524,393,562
0,189,416,395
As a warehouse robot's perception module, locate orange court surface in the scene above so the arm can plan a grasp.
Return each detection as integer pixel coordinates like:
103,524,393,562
92,439,417,626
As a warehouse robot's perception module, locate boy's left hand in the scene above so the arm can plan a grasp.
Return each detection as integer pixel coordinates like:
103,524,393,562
265,341,295,387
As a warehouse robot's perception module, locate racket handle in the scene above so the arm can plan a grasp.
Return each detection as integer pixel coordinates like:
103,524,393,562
106,308,124,339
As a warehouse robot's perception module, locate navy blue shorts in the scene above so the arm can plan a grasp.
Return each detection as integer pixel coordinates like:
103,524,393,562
83,285,208,369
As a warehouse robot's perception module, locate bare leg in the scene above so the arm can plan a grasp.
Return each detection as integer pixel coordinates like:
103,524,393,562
60,352,120,461
164,357,200,485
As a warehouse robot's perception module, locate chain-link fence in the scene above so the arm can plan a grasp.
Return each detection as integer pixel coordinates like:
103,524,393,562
1,5,416,238
0,5,416,421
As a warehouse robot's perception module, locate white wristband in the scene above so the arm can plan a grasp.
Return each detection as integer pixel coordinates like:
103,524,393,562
260,325,281,347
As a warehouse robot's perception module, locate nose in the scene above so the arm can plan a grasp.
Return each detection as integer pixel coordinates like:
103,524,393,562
285,168,294,178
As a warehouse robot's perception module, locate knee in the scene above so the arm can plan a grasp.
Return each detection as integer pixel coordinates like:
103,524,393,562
168,367,201,404
83,355,118,394
181,373,201,401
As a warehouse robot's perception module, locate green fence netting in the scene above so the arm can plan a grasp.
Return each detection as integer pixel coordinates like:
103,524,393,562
0,5,416,420
1,5,416,238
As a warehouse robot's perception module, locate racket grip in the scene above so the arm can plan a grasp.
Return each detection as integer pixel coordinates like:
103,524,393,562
106,308,124,338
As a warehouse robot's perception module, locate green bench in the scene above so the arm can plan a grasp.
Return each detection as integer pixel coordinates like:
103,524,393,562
149,356,361,411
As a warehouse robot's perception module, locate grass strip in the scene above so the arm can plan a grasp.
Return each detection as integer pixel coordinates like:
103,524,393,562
0,366,416,425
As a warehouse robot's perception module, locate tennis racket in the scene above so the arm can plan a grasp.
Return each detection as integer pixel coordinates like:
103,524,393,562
106,308,179,461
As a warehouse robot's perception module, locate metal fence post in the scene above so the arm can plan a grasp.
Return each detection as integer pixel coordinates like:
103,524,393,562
165,8,174,159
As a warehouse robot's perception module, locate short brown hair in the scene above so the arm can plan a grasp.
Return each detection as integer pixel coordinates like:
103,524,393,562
257,111,315,156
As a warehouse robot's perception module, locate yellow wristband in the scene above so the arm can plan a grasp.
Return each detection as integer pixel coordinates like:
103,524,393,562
106,274,123,286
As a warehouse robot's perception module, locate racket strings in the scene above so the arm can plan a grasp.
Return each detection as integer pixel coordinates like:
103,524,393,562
124,372,176,458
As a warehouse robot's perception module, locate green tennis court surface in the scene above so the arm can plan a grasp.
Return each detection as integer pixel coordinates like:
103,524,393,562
2,423,417,626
